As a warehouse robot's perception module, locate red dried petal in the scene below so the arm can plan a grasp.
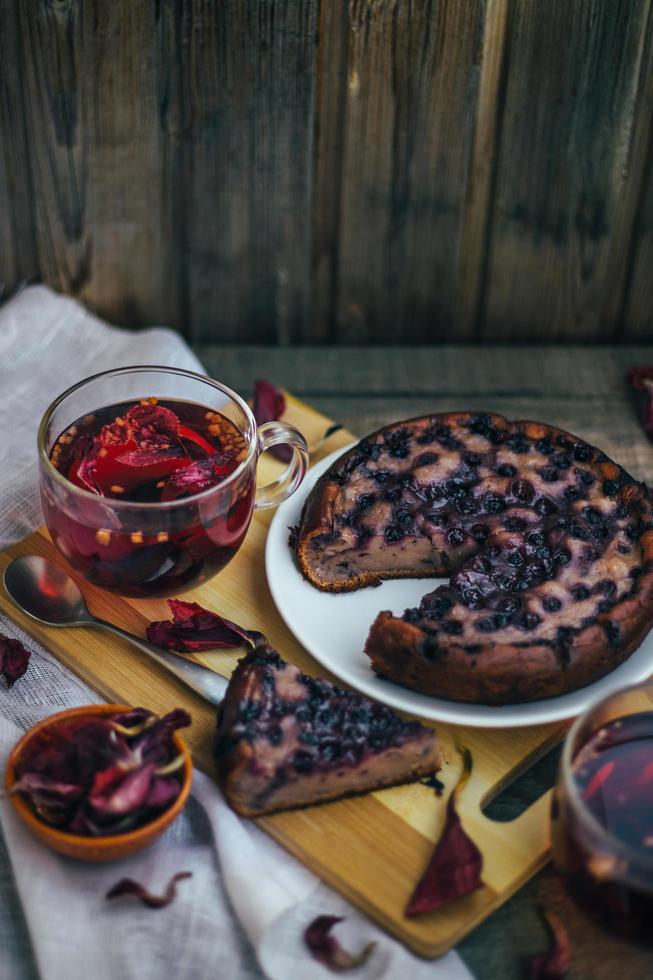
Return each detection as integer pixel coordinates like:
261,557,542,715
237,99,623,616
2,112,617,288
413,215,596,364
252,379,291,463
584,760,614,800
636,760,653,786
88,763,156,816
159,455,234,501
528,909,572,980
253,379,286,426
106,872,192,909
145,776,181,810
0,634,31,688
146,599,266,651
131,708,191,766
405,793,483,915
626,366,653,391
111,707,155,730
11,772,84,808
626,367,653,441
115,446,187,469
178,423,216,456
98,420,133,448
304,916,376,972
125,403,180,440
405,745,483,916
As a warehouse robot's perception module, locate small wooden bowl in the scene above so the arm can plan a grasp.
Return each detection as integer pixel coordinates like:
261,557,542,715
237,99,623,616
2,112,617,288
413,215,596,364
5,704,192,862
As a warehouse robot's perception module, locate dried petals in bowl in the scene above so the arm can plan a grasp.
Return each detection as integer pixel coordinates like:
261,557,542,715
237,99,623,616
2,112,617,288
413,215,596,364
5,705,192,862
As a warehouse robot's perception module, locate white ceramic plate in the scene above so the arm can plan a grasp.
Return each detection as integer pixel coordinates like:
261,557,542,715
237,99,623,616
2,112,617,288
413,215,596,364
265,447,653,728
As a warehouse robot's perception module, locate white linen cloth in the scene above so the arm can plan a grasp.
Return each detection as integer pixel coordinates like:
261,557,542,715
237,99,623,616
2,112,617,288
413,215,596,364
0,286,473,980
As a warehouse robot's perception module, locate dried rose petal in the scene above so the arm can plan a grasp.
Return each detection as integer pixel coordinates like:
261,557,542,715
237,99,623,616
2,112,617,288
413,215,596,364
0,634,31,688
626,367,653,441
528,909,572,980
146,599,266,652
253,379,291,463
304,916,376,972
405,745,483,916
106,872,192,909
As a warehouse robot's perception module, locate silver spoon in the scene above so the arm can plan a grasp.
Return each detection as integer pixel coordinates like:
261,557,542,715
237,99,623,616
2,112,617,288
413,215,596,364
3,555,228,705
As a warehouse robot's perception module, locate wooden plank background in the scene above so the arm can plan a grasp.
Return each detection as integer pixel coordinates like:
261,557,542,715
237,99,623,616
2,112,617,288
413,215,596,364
1,0,653,343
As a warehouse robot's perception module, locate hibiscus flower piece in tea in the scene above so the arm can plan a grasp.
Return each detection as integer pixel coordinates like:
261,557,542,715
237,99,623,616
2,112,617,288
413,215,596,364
44,399,254,596
51,399,247,501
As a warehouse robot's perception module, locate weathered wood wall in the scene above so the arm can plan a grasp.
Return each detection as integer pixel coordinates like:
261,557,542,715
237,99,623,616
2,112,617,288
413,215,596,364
1,0,652,343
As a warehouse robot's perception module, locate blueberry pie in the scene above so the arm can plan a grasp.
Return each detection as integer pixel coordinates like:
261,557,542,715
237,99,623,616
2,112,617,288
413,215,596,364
214,648,440,816
294,413,653,703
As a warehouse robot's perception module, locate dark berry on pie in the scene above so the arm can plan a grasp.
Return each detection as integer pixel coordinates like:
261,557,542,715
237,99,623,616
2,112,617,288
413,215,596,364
295,412,653,705
214,649,441,816
543,597,562,612
448,527,467,545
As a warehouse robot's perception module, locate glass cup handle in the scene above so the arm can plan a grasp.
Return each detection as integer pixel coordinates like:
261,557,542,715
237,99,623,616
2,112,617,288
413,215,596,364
254,421,309,510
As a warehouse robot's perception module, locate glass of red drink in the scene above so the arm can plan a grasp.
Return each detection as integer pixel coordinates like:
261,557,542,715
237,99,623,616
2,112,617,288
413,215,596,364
551,680,653,941
38,366,308,597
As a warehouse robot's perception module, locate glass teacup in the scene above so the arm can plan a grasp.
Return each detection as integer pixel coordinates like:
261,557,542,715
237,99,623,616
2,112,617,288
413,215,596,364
551,680,653,941
38,366,308,597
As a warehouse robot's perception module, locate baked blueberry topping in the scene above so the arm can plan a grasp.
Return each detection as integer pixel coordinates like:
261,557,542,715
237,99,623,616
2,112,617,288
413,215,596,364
507,436,530,454
572,442,591,461
385,428,411,458
543,596,562,612
571,584,590,600
448,526,467,545
519,613,541,630
511,478,535,502
535,497,558,517
485,495,505,514
384,525,403,543
504,516,527,531
464,453,483,466
471,523,489,542
440,619,463,635
414,452,438,467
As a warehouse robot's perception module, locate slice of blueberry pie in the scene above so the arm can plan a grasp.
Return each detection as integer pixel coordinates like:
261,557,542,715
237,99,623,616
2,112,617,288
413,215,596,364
214,648,440,816
294,412,653,704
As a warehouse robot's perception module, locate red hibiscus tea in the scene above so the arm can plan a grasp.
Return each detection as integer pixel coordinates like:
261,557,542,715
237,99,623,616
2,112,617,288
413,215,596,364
39,367,308,598
551,686,653,942
50,399,247,502
44,398,254,596
43,398,254,596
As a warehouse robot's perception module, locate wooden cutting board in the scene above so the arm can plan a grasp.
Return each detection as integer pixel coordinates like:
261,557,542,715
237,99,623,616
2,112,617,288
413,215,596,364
0,393,566,959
